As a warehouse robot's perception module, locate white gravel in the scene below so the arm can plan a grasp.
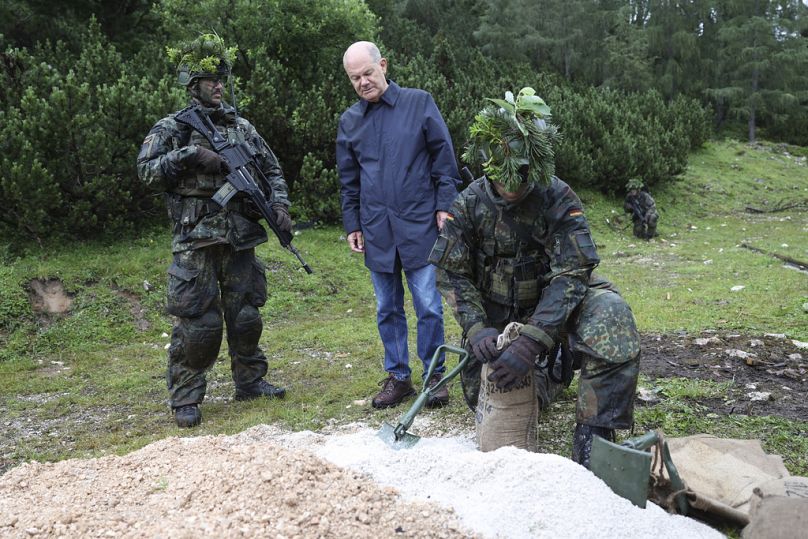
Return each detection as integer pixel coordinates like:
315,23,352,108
266,426,725,539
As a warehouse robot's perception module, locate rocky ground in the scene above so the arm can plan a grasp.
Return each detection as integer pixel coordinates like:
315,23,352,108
639,331,807,421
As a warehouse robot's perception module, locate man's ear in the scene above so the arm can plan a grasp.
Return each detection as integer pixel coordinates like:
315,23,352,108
380,57,388,74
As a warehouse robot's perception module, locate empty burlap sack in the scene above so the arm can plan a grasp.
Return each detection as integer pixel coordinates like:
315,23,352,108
475,363,538,452
664,434,789,510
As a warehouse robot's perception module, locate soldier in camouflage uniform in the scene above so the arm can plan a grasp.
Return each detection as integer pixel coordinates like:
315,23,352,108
624,178,659,239
136,35,291,428
428,88,640,467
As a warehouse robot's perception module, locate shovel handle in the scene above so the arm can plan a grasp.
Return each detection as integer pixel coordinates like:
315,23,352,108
393,344,469,440
423,344,470,394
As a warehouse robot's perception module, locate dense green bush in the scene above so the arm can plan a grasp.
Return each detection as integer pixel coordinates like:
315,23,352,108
548,86,709,191
0,20,183,244
0,1,712,245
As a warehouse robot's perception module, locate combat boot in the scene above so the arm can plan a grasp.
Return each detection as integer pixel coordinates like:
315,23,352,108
425,372,450,408
235,379,287,401
372,375,415,409
174,404,201,428
571,423,615,469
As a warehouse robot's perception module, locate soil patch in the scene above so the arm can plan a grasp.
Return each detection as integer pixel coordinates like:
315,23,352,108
638,332,807,421
26,279,72,315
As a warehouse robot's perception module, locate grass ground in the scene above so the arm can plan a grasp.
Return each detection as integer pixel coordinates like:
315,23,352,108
0,139,806,478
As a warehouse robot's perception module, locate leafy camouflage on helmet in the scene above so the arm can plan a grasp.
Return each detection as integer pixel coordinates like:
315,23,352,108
167,33,236,86
625,178,644,190
463,87,561,191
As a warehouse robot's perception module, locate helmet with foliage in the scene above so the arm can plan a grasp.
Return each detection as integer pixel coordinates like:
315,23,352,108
625,178,644,191
166,33,236,87
463,87,561,191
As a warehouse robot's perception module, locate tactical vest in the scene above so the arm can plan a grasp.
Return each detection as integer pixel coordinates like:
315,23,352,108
170,121,250,197
472,186,551,321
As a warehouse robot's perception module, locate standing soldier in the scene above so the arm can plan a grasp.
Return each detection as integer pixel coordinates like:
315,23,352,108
624,178,659,239
429,88,641,467
137,34,291,428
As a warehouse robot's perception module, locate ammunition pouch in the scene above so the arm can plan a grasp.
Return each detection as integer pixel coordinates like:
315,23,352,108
483,255,547,310
166,193,259,229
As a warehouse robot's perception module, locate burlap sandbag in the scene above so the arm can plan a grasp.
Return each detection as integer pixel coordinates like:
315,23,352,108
475,363,538,452
742,481,808,539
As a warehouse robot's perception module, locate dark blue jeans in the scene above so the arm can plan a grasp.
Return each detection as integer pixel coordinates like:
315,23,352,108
369,263,445,381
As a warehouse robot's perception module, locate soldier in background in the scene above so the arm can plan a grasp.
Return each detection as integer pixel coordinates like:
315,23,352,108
137,34,291,428
624,178,659,239
429,88,641,467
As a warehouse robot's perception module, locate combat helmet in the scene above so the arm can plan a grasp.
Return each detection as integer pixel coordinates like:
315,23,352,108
463,87,561,191
625,178,644,191
167,33,236,87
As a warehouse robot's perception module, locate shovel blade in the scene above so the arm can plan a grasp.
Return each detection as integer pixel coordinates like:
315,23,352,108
590,435,652,508
376,421,421,450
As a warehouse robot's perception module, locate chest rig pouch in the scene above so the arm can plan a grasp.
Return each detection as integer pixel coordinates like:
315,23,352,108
470,182,549,318
168,122,253,230
172,122,251,197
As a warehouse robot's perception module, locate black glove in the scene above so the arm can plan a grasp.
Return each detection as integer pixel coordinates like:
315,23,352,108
186,147,223,174
272,204,292,233
469,327,501,363
487,336,546,390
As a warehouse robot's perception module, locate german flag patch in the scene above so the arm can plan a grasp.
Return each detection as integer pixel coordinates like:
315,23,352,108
569,209,583,217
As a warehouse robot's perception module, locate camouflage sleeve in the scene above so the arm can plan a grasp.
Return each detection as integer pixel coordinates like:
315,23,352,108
525,179,599,348
243,120,289,208
640,191,656,212
136,116,195,191
623,195,633,214
428,196,488,338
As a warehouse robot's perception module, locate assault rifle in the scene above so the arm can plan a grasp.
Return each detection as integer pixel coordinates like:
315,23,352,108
175,105,313,274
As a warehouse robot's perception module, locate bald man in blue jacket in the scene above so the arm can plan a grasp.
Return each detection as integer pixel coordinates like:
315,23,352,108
337,41,461,409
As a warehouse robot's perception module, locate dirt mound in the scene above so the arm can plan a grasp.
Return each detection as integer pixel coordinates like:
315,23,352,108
0,434,470,538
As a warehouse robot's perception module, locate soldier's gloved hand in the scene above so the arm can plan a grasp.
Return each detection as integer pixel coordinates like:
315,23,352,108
272,204,292,233
186,147,223,174
487,336,546,390
470,327,501,363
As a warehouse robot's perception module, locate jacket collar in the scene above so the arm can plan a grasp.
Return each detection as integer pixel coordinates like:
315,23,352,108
484,177,536,209
359,80,400,115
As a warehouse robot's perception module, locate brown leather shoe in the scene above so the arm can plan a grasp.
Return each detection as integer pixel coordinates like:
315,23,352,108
425,372,450,408
372,375,415,409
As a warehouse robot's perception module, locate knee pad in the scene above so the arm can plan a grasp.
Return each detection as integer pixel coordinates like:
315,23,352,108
572,289,640,364
231,305,262,356
182,309,224,370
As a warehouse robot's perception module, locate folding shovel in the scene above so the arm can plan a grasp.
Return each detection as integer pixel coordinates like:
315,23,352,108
376,344,470,449
590,430,689,514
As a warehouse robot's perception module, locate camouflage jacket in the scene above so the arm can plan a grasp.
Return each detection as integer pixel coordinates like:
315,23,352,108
137,101,289,253
428,176,600,349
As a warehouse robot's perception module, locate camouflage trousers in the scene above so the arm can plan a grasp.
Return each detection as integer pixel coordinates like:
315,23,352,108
165,244,269,408
461,287,640,429
633,211,659,239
